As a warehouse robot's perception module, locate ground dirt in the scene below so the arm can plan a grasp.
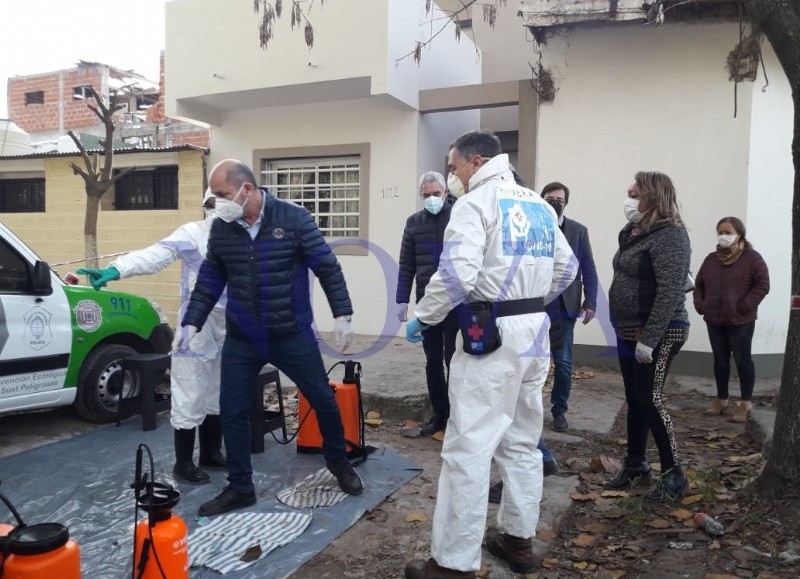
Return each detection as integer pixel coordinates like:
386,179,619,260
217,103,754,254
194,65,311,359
1,371,798,579
287,379,800,579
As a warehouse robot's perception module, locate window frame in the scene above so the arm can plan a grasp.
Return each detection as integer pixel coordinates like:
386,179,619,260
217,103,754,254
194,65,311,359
254,144,370,257
112,165,179,211
0,177,46,213
25,91,44,106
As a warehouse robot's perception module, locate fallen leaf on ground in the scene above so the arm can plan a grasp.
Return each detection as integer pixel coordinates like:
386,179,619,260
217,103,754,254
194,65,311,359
432,431,445,441
590,454,622,474
541,558,559,569
572,534,597,548
707,540,722,550
576,519,610,534
703,574,739,579
536,529,556,541
645,518,672,529
403,419,420,427
601,490,629,498
366,410,381,419
406,512,428,522
598,569,627,579
364,417,383,426
671,508,694,520
570,491,600,501
366,509,388,522
573,561,590,570
680,494,704,505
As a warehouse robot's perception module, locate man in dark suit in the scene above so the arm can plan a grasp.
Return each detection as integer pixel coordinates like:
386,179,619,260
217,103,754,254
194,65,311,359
541,182,598,432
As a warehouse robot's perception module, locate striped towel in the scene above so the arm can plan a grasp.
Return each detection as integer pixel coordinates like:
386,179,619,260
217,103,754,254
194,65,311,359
275,467,349,508
189,511,312,574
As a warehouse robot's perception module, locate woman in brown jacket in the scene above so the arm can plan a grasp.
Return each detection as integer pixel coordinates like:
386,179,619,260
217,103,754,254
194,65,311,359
693,217,770,422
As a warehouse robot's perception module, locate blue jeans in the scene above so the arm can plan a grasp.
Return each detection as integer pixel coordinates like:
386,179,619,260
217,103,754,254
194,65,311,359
550,317,576,416
538,438,554,463
220,329,346,494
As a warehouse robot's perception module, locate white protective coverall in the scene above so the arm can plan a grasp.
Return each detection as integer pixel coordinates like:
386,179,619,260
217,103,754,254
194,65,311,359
414,154,577,571
110,190,226,430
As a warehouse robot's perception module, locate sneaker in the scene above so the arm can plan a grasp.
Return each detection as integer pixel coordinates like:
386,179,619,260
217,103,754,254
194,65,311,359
603,459,653,490
645,468,688,502
197,487,256,517
404,558,476,579
420,415,447,436
484,527,539,573
327,459,364,495
552,412,568,432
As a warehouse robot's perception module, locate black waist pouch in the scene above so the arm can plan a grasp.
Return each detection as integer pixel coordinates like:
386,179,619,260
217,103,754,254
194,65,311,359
457,302,501,356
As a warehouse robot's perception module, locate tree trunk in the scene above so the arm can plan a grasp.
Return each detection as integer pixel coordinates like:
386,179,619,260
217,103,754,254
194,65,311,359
743,0,800,494
84,192,102,269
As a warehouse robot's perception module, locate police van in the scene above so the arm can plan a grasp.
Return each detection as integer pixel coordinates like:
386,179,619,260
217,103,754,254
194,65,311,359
0,222,173,423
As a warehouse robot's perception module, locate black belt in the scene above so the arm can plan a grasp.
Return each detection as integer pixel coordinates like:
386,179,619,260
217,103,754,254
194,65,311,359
466,298,545,317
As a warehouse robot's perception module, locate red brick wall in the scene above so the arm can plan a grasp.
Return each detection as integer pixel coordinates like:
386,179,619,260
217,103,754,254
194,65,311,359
169,128,210,148
10,67,105,133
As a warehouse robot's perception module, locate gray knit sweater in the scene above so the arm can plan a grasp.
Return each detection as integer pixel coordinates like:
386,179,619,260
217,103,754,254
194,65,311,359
609,222,691,347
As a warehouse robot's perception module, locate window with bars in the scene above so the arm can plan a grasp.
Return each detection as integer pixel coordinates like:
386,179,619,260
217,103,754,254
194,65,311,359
0,179,45,213
113,166,179,210
261,157,361,238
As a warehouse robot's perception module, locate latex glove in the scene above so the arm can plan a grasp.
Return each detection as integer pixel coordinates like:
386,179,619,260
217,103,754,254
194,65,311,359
76,266,120,290
635,341,653,364
406,318,429,344
334,317,353,351
397,303,409,322
172,325,197,354
581,308,596,324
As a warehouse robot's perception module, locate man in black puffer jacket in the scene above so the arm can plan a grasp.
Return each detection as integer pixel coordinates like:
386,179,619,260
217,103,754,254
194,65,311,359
396,171,459,436
179,159,362,517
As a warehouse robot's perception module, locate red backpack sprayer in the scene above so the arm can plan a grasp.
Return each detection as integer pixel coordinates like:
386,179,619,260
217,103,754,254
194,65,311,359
131,444,188,579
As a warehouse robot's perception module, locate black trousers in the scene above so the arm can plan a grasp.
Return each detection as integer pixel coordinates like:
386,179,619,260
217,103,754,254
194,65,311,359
706,321,756,401
421,310,459,419
617,331,685,472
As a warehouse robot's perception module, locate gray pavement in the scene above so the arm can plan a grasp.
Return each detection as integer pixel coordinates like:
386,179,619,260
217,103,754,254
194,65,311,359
315,332,782,566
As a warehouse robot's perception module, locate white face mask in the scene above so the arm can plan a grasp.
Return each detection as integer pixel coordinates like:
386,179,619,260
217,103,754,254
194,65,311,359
623,197,643,223
717,233,738,248
215,185,247,223
447,173,466,199
424,196,444,215
203,207,216,221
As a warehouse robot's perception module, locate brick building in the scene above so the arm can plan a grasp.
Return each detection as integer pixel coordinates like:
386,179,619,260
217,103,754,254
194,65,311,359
7,58,209,152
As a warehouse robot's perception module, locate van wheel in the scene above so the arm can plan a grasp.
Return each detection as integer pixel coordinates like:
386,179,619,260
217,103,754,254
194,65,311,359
75,344,139,424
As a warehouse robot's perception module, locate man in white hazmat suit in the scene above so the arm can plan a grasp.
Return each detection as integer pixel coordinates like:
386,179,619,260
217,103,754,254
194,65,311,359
77,188,227,484
404,131,577,579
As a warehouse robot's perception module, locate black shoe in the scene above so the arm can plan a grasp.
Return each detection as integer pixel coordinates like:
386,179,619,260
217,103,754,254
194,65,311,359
552,413,568,432
603,459,653,490
645,468,688,502
198,487,256,517
484,527,538,573
543,458,559,476
420,415,447,436
327,459,363,495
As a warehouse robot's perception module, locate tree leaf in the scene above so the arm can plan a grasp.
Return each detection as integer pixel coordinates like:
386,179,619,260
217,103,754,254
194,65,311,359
572,533,597,548
680,494,704,505
406,512,428,522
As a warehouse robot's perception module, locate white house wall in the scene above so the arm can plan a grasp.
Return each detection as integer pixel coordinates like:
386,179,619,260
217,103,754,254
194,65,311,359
744,43,793,354
535,21,789,357
209,97,434,338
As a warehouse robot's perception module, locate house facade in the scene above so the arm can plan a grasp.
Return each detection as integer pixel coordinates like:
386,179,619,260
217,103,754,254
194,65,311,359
0,146,208,321
164,0,792,374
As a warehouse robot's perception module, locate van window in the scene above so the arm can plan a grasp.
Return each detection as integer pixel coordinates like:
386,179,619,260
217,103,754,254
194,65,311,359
0,238,32,293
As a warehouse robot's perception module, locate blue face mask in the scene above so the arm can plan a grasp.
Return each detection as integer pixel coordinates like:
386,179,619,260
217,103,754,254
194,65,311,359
424,196,444,215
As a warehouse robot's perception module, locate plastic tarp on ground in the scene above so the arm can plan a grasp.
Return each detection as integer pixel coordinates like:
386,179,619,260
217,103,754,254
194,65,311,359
0,415,421,578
